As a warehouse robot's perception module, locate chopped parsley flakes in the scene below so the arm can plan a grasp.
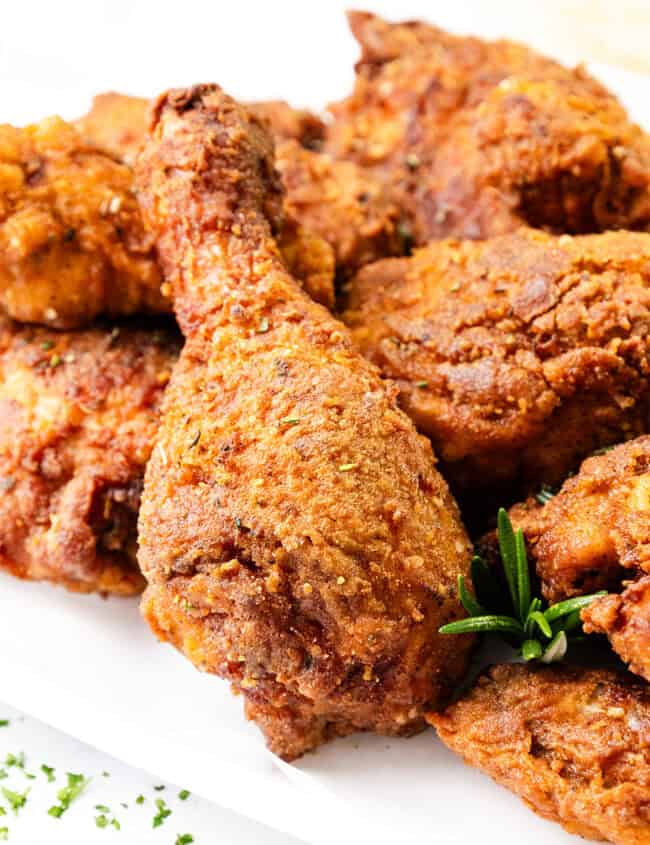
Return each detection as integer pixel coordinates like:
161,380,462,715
40,765,55,783
0,827,7,840
176,835,194,845
2,786,28,814
178,789,190,801
152,798,171,828
48,772,89,818
0,722,9,729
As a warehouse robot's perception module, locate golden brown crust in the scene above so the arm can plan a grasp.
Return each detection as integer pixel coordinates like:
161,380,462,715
0,117,167,328
0,316,179,595
276,139,402,276
343,228,650,493
479,436,650,679
135,84,472,760
76,91,399,281
327,12,650,243
429,664,650,845
76,93,326,164
583,576,650,683
75,92,151,166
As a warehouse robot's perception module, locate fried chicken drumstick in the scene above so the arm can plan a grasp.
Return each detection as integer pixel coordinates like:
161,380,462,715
480,437,650,681
429,664,650,845
327,12,650,244
0,316,179,594
135,84,472,760
344,228,650,494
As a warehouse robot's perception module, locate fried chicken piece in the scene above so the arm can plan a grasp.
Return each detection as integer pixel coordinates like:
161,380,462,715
327,12,650,243
583,577,650,685
135,84,472,760
0,316,179,595
0,109,334,321
76,93,326,165
479,437,650,679
0,117,167,329
343,228,650,494
75,92,150,166
429,664,650,845
276,139,401,277
77,92,400,279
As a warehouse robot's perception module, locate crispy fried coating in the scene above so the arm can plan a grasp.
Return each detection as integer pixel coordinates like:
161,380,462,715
584,576,650,685
75,92,151,166
0,316,179,595
77,92,400,279
276,139,401,276
327,12,650,243
0,117,167,328
480,437,650,679
76,93,326,164
343,228,650,493
0,108,334,320
135,84,472,760
429,664,650,845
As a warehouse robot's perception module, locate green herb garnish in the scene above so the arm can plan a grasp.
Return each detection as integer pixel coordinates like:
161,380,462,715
0,827,7,840
4,754,24,770
1,787,28,814
40,765,55,783
176,835,194,845
440,508,606,662
535,483,556,506
0,722,9,729
48,772,89,818
95,804,110,813
153,785,165,791
178,789,190,801
152,798,171,828
96,815,109,829
135,795,145,805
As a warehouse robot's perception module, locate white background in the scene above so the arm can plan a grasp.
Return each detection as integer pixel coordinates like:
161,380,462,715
1,2,649,844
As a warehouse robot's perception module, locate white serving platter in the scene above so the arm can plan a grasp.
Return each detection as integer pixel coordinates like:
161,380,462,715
1,3,649,842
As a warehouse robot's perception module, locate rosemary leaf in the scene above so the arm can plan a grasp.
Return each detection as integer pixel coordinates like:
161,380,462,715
440,615,524,636
515,528,530,622
497,508,519,614
544,592,606,623
458,575,485,617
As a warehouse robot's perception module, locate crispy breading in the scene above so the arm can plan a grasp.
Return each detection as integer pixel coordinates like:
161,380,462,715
479,437,650,679
75,92,150,166
135,84,472,760
276,139,401,276
343,228,650,493
583,576,650,684
77,92,400,279
0,316,179,595
327,12,650,243
0,117,167,328
0,110,334,321
75,93,326,164
429,664,650,845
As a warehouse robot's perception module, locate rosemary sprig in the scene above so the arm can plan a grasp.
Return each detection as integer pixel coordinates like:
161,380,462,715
440,508,606,662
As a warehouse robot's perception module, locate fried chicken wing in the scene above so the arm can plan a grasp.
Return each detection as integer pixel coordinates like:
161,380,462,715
327,12,650,243
479,437,650,679
0,117,167,328
343,228,650,494
0,316,179,594
135,84,472,760
429,664,650,845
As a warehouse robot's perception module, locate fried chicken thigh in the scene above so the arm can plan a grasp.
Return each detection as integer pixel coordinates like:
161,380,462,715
327,12,650,243
135,84,472,760
0,316,179,594
480,437,650,680
343,228,650,494
0,117,167,328
429,664,650,845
